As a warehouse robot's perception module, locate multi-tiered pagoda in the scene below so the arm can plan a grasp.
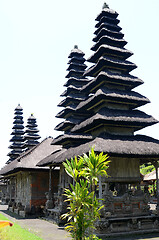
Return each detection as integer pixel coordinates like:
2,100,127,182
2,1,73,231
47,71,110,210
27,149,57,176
38,4,159,236
24,114,40,150
7,104,25,164
53,45,92,148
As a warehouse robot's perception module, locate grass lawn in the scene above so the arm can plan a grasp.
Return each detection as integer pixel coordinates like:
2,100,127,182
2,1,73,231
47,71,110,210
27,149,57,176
0,213,43,240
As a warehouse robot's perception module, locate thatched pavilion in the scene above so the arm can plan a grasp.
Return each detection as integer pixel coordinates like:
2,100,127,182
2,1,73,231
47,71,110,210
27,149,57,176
0,137,61,217
38,4,159,236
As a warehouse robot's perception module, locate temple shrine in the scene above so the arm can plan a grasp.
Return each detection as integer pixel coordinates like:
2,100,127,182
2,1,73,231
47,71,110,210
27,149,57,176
38,3,159,236
1,3,159,237
54,45,92,147
7,104,25,164
24,114,41,150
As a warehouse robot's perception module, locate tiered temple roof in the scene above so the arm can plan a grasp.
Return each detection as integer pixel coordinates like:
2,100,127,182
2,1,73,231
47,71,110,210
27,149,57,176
1,137,61,175
24,114,41,150
69,4,158,138
39,4,159,167
53,46,93,147
39,135,159,167
7,104,25,164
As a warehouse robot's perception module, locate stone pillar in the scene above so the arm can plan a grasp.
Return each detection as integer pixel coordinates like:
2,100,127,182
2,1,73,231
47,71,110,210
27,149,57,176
49,166,52,194
45,166,53,210
9,178,12,201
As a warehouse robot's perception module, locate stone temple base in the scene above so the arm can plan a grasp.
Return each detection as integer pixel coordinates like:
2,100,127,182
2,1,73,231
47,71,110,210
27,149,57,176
95,215,159,237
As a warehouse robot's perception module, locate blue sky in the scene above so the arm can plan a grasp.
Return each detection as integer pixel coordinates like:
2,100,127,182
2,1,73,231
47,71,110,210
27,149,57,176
0,0,159,168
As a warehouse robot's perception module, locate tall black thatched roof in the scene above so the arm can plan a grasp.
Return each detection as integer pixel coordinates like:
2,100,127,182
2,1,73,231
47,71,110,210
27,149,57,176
24,114,41,151
39,4,159,167
68,4,158,138
76,88,150,111
7,104,25,164
54,47,92,142
38,134,159,167
80,71,144,93
1,137,61,176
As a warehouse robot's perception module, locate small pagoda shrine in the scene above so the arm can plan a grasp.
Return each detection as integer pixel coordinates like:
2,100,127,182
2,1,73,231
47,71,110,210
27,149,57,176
37,46,93,223
38,4,159,236
24,114,41,150
53,45,92,148
7,104,25,164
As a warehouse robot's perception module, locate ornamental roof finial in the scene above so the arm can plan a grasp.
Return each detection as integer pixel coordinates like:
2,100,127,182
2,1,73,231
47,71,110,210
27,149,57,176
74,45,78,49
103,2,109,9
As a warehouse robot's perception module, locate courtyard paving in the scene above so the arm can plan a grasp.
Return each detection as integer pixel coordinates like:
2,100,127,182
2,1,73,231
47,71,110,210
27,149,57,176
0,205,71,240
0,204,159,240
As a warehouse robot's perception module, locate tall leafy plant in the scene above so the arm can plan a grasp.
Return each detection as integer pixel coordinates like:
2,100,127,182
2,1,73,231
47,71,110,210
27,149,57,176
62,148,110,240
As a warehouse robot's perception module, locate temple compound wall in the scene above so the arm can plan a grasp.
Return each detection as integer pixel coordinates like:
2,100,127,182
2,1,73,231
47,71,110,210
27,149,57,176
8,170,59,217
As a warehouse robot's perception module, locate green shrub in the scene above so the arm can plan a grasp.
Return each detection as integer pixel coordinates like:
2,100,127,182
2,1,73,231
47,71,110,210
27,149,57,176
62,147,110,240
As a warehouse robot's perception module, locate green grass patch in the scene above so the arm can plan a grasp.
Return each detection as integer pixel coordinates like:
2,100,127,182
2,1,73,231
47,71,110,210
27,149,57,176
0,213,43,240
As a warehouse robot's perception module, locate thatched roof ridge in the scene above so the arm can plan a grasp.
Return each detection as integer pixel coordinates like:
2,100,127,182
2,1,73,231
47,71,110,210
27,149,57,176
54,118,80,131
54,122,74,132
80,71,143,94
15,104,23,111
68,56,85,64
60,85,87,97
58,96,84,108
71,108,158,133
56,106,90,119
92,35,127,49
64,77,90,87
54,113,87,132
76,87,150,111
68,47,85,58
52,133,93,146
88,44,133,63
25,133,40,140
0,137,62,175
95,16,120,28
66,69,85,78
84,56,137,77
56,107,75,119
37,148,67,167
66,62,87,71
38,135,159,166
94,28,124,43
95,7,118,20
94,22,122,35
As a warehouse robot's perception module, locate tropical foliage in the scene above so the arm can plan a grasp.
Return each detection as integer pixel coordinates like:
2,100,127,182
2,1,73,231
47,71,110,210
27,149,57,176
140,163,155,175
62,148,110,240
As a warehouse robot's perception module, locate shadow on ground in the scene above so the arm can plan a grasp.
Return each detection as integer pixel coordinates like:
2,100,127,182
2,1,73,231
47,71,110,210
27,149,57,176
0,209,37,220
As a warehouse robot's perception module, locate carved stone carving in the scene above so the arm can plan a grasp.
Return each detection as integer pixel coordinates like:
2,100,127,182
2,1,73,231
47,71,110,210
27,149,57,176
17,202,23,211
45,192,53,210
154,219,159,228
143,192,150,203
131,218,138,229
101,188,151,218
123,192,131,204
95,220,110,232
